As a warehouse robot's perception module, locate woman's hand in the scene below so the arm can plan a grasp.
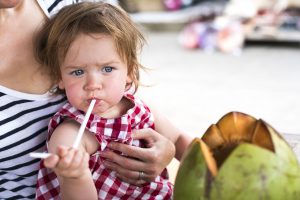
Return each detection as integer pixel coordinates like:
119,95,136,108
100,128,175,185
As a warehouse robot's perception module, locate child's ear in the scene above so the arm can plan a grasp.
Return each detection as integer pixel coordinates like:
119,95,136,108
126,76,132,83
58,80,65,90
125,76,133,90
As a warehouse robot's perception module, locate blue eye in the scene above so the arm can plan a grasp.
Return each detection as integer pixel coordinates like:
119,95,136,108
103,67,113,73
71,69,84,76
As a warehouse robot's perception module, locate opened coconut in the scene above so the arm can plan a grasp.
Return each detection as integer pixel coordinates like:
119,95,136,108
174,112,300,200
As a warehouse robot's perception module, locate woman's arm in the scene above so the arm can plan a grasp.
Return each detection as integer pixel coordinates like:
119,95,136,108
151,106,193,160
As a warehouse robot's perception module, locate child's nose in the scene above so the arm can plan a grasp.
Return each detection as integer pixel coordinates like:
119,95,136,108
84,75,101,91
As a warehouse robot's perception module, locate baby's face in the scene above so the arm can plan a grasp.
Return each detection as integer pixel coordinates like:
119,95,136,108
59,33,132,117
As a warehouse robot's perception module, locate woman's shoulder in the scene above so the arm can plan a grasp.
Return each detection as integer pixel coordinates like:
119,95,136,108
37,0,82,17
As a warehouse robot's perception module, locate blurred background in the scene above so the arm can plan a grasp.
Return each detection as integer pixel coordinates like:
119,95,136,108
117,0,300,181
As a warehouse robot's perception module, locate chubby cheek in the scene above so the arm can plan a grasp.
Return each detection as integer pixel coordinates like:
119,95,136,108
61,82,84,109
106,79,127,103
66,88,81,106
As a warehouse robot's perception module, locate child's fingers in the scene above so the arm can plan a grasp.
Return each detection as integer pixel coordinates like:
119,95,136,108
58,150,90,178
43,154,59,169
56,148,76,170
56,145,70,157
66,150,90,177
69,149,84,169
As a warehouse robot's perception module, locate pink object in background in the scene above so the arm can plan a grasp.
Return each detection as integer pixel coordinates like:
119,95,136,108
163,0,182,11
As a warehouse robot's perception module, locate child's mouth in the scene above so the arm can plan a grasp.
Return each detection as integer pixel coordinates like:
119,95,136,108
88,98,100,105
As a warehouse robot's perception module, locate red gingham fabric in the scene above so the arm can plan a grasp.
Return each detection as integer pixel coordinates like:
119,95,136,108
35,94,173,199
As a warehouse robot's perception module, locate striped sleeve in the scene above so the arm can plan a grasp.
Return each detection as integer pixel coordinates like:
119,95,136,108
37,0,83,17
37,0,116,17
0,92,66,199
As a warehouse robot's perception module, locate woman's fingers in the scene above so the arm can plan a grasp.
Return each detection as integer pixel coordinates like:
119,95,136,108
104,159,152,185
116,171,147,186
101,128,175,183
106,128,168,163
101,149,147,171
104,160,138,179
101,148,158,182
131,128,159,147
107,142,151,162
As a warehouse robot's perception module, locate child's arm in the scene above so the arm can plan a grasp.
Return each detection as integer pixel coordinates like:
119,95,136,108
53,146,96,200
44,120,98,200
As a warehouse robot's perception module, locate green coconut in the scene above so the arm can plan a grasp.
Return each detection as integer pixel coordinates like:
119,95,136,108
174,112,300,200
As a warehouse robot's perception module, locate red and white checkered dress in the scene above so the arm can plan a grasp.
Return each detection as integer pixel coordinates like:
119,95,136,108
35,94,173,199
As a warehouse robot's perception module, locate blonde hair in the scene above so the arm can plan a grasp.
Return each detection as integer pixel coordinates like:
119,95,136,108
36,2,145,93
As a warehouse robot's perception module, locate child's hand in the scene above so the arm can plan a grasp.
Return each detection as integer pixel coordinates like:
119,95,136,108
44,145,90,179
44,146,97,199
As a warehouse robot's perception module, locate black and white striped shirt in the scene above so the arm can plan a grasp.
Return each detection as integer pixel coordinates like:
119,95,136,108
0,1,79,199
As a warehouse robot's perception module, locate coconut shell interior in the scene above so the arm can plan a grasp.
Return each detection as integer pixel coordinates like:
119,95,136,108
201,112,275,171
